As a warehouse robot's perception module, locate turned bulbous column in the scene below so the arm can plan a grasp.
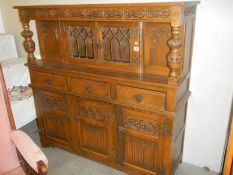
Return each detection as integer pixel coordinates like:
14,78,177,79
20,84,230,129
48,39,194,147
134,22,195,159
167,27,183,85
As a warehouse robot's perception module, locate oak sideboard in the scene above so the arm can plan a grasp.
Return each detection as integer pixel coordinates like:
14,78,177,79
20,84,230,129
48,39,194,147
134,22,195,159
15,2,199,175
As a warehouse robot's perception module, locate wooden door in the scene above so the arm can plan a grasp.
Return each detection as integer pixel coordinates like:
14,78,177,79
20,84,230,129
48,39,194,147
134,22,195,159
118,107,166,175
61,21,98,65
97,22,140,72
72,98,116,162
35,90,71,148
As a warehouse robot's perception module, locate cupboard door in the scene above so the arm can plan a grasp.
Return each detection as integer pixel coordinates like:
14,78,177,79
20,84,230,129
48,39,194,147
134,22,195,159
73,98,116,162
118,107,166,175
35,90,71,148
61,21,98,64
36,21,62,62
143,23,172,76
97,22,140,72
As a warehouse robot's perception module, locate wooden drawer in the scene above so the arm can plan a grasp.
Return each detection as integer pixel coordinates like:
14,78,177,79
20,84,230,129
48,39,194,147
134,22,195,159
115,85,166,110
31,71,67,90
70,78,111,99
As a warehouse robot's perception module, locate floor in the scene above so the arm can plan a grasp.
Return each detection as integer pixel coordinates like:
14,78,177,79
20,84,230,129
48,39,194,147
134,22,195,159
21,121,219,175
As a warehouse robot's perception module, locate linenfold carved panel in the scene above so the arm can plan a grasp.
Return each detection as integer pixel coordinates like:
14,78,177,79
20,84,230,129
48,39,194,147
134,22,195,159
81,124,107,153
123,116,159,136
22,7,170,20
124,136,156,171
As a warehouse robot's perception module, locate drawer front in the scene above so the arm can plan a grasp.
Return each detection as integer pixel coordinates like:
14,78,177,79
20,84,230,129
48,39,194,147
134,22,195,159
31,71,67,90
116,85,165,110
70,78,111,99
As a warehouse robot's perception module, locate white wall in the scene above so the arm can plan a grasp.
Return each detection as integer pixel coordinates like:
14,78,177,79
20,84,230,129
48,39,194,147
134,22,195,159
0,9,5,33
183,0,233,171
1,0,233,172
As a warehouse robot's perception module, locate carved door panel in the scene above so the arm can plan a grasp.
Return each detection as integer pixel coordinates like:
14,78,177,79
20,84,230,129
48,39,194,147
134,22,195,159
61,21,98,64
97,22,140,72
72,98,116,162
36,20,62,61
143,22,172,76
35,90,71,148
118,107,166,175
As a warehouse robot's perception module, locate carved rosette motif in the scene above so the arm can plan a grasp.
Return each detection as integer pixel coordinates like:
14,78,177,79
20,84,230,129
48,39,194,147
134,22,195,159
22,7,169,19
123,117,159,136
78,105,106,122
167,27,183,84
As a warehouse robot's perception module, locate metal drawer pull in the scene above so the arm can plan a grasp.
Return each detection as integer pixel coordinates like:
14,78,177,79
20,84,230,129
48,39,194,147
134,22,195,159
85,86,93,94
44,78,53,85
135,94,143,103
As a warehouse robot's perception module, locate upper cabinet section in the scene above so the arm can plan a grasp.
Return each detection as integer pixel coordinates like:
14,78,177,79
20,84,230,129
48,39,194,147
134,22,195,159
60,21,140,72
15,2,199,85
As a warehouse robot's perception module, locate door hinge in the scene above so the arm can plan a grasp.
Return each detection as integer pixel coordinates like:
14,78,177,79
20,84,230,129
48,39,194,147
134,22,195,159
161,123,169,136
158,165,165,175
109,150,116,159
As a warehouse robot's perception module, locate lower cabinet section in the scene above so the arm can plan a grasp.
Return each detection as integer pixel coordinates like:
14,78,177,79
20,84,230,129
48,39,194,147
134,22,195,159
72,98,116,162
34,90,72,148
34,89,170,175
43,110,71,145
118,108,165,175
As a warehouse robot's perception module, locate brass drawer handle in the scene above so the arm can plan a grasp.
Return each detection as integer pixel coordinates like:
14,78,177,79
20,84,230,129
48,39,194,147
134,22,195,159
135,94,143,103
85,86,93,94
44,78,53,85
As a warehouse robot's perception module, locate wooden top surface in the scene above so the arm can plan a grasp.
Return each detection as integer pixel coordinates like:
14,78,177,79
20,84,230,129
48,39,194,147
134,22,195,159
14,1,199,9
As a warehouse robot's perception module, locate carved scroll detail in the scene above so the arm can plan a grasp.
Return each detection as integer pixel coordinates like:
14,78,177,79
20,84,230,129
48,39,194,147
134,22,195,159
78,105,106,122
41,98,66,111
20,8,169,19
123,117,159,136
167,27,183,84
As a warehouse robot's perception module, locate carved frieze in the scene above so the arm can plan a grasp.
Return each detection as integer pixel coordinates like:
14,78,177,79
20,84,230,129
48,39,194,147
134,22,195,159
41,97,66,111
20,7,169,20
78,105,106,122
123,117,159,136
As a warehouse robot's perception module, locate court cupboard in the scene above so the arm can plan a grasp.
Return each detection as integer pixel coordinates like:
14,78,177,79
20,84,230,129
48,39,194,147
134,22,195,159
14,2,199,175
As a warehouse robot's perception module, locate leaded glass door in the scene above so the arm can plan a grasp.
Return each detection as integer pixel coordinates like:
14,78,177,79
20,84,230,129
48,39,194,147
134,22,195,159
97,22,140,72
62,21,98,65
